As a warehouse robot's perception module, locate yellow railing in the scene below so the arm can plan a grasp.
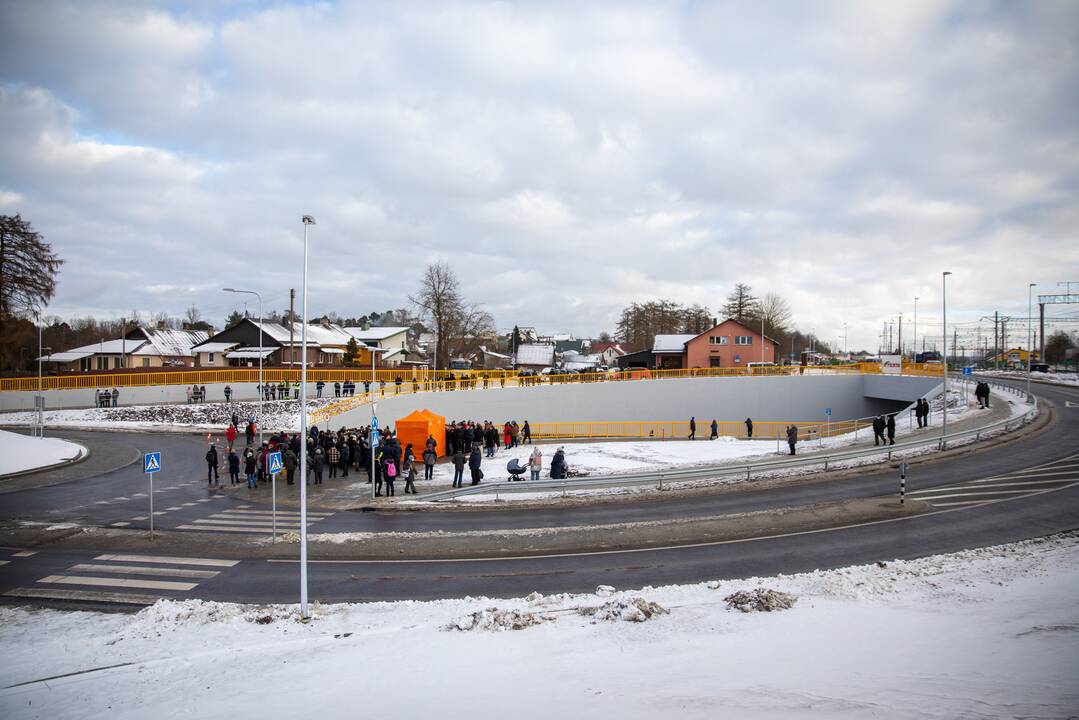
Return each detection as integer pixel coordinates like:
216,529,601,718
0,361,941,395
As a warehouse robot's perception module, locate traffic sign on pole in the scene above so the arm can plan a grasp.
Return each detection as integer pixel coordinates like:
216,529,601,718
266,450,283,542
144,452,160,539
266,451,283,475
824,407,832,417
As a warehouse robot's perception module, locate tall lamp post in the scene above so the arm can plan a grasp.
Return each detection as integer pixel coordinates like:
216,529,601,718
298,215,316,619
369,345,386,501
1027,282,1036,402
913,297,919,361
941,272,952,443
223,287,264,446
36,308,50,438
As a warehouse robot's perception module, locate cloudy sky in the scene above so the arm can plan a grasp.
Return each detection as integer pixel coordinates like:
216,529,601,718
1,0,1077,352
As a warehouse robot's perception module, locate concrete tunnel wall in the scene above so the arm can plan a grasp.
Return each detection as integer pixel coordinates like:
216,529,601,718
327,375,943,430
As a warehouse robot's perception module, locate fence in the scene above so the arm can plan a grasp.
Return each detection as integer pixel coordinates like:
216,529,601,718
526,418,875,441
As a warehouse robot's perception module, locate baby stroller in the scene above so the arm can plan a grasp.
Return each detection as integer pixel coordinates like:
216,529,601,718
506,458,527,482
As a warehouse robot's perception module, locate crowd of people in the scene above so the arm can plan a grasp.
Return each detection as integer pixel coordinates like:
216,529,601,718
93,388,119,407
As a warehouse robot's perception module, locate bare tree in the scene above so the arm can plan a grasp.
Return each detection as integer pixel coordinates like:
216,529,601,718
184,305,202,326
409,262,494,368
758,292,792,338
0,214,63,318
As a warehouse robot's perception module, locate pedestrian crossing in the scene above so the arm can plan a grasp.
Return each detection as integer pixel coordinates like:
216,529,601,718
175,507,334,534
2,552,239,606
907,453,1079,508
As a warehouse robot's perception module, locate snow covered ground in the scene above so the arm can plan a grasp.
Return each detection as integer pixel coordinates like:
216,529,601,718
1,534,1076,719
0,429,86,476
980,369,1079,386
0,398,336,433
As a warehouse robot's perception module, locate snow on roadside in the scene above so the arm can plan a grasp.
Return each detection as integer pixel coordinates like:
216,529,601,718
980,369,1079,386
1,533,1076,719
0,429,85,476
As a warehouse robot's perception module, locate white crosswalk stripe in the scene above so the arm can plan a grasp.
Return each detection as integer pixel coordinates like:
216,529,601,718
907,462,1079,508
3,553,238,606
171,506,334,535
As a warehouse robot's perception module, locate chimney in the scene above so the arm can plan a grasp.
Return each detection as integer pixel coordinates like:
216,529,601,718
711,317,717,327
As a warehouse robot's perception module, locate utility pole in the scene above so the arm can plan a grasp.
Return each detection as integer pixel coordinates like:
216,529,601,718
898,313,903,356
289,288,296,366
994,311,999,369
1039,302,1045,362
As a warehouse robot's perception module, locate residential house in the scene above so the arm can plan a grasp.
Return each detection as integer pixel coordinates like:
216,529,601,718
472,346,513,370
38,327,209,372
986,347,1040,369
192,319,360,368
514,343,556,371
650,319,779,370
588,341,638,367
652,334,697,370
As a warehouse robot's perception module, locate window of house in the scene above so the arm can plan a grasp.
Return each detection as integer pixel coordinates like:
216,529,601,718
96,357,107,370
735,336,753,346
709,336,728,345
709,357,722,367
142,358,150,367
208,353,215,363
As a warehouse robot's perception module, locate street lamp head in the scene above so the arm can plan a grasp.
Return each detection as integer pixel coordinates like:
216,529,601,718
302,215,316,225
222,287,236,293
943,271,952,276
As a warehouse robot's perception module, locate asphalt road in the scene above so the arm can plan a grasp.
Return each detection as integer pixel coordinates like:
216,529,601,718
1,377,1076,605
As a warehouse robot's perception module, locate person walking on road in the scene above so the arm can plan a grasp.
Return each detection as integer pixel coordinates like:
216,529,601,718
205,444,220,485
227,449,240,485
327,443,340,479
403,443,417,494
468,444,483,485
225,423,237,451
452,448,466,488
244,449,257,488
786,425,798,455
245,419,255,446
529,446,543,481
688,416,696,440
312,446,325,485
745,417,753,438
710,419,718,440
886,414,896,445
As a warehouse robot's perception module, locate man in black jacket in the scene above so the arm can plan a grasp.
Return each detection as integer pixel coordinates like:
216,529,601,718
872,415,886,446
205,444,219,485
468,444,482,485
886,414,896,445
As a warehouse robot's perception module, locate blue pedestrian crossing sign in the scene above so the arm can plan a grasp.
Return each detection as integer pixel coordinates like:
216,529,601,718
825,407,832,416
267,451,283,475
371,429,380,447
371,417,379,430
143,452,161,474
962,366,973,375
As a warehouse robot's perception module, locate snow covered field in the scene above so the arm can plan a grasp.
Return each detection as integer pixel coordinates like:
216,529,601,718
980,369,1079,387
1,534,1076,719
0,429,86,476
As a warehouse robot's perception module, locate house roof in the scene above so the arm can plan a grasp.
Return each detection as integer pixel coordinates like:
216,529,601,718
342,326,409,342
589,341,636,356
226,347,277,359
246,320,353,347
191,341,240,353
138,328,209,357
38,350,96,363
43,338,151,360
515,343,555,366
687,318,781,346
652,334,696,353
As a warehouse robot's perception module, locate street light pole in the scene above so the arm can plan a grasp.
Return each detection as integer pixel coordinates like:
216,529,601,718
913,297,919,361
223,288,264,446
942,272,952,443
1027,282,1036,402
298,215,315,619
37,311,43,438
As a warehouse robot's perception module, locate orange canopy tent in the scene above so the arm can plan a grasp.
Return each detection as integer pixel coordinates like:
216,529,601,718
395,408,447,458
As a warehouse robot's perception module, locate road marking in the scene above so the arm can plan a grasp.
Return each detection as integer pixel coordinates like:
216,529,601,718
214,509,331,518
237,505,252,508
37,575,198,592
927,500,989,507
93,553,239,568
978,468,1079,481
1065,401,1078,407
110,522,131,527
68,564,220,580
152,511,166,516
196,516,306,526
907,489,1045,501
175,524,277,533
917,479,1076,492
182,503,197,507
132,493,147,497
166,506,182,511
12,551,36,557
130,516,148,521
3,587,161,606
196,499,211,503
94,501,110,505
0,560,8,566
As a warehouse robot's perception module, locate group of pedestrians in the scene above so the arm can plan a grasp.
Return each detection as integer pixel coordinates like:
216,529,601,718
186,385,209,403
93,388,119,407
871,414,897,446
914,398,930,428
444,419,531,457
692,417,755,440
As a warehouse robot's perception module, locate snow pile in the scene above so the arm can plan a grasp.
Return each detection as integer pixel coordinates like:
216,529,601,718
447,607,549,632
581,597,670,623
0,428,85,475
723,588,797,613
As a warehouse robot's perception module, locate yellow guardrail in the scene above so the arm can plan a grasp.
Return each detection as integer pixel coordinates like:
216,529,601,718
0,361,941,395
526,418,875,440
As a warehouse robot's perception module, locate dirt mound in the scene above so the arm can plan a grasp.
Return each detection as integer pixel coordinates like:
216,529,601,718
723,587,797,613
581,597,669,623
446,607,549,632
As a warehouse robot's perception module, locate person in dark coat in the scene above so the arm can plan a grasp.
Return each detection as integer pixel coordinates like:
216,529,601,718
284,447,297,485
886,414,896,445
523,420,532,444
402,443,417,494
111,388,119,407
245,420,255,446
205,444,220,485
224,385,232,403
550,448,567,479
452,449,466,488
468,444,482,485
744,417,753,438
688,416,696,440
316,380,325,398
976,382,991,408
872,415,886,446
339,442,350,477
311,446,325,485
227,449,240,485
423,445,436,481
244,449,257,488
786,425,798,455
710,419,718,440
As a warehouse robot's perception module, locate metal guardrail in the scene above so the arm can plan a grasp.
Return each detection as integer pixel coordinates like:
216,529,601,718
416,379,1035,502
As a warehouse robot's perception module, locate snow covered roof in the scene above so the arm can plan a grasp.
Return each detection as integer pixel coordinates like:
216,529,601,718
515,343,555,366
43,339,151,359
249,320,353,347
191,341,240,353
343,326,409,342
38,350,95,363
652,334,695,353
138,328,209,357
320,348,345,354
226,347,277,359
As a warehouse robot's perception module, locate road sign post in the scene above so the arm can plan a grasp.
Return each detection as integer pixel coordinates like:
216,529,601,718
824,407,832,446
371,415,380,501
899,462,908,505
144,452,161,539
267,451,283,542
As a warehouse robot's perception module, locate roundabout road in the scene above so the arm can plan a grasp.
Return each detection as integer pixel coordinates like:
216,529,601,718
1,378,1077,606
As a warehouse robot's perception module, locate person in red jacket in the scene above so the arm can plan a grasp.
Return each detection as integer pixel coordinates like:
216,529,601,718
225,423,237,451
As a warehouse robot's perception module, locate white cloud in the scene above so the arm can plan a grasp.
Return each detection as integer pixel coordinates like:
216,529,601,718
0,0,1076,352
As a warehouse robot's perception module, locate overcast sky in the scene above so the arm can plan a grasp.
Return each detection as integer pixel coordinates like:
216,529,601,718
1,0,1077,352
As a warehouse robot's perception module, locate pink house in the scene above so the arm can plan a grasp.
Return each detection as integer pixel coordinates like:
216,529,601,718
682,319,778,368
